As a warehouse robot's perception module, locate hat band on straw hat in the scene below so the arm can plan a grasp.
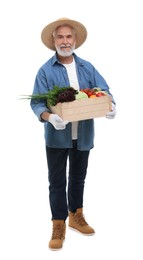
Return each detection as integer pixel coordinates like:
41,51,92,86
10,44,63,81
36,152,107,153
41,17,87,50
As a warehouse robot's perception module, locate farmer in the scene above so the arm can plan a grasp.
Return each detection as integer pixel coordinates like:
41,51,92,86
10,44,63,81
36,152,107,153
30,17,116,250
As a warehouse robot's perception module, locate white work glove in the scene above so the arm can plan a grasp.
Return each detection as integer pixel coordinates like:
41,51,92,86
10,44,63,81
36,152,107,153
106,103,117,119
48,114,68,130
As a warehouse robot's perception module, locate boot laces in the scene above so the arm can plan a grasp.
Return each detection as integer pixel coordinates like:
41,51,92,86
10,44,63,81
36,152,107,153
52,224,65,240
75,213,88,227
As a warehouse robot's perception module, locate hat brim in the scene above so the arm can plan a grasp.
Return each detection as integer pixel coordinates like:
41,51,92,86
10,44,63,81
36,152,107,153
41,18,87,50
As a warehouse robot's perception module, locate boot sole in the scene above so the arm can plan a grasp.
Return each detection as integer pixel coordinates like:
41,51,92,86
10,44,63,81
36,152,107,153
48,239,65,250
48,247,63,251
68,226,95,236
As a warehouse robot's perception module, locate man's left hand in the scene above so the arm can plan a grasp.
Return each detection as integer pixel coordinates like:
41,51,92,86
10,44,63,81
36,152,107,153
106,103,117,119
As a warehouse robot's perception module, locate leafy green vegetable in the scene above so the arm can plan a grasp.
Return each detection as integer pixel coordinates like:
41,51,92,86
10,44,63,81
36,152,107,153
20,86,78,106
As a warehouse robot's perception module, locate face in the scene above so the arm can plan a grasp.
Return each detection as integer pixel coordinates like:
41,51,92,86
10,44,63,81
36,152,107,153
53,25,76,57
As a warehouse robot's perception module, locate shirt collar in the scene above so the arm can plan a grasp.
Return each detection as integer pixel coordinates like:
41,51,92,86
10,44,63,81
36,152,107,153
51,52,84,67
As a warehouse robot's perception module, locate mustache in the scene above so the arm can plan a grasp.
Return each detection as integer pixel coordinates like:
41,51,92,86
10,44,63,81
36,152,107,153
60,44,72,48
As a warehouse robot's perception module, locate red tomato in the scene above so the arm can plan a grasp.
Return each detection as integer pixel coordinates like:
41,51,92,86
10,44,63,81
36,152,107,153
96,92,103,97
87,91,94,97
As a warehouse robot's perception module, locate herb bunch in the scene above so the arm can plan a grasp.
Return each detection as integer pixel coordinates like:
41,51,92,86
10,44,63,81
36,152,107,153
21,86,78,106
47,86,78,106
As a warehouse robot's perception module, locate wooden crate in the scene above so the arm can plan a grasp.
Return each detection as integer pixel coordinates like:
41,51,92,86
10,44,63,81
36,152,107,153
50,95,112,122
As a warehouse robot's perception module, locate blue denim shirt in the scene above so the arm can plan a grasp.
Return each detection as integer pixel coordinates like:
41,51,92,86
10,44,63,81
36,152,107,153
30,53,115,150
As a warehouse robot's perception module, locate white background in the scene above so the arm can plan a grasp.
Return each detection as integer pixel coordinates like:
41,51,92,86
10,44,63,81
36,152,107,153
0,0,143,259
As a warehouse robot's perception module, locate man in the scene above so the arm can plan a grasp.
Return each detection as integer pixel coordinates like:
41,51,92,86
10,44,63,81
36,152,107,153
30,17,116,250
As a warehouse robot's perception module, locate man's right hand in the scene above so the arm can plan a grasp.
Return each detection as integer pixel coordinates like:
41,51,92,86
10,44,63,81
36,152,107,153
48,114,69,130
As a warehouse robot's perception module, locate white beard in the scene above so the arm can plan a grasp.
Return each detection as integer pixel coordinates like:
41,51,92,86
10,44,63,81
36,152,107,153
55,44,75,57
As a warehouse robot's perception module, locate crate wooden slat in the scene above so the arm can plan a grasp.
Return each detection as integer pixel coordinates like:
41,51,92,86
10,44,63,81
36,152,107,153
50,95,112,122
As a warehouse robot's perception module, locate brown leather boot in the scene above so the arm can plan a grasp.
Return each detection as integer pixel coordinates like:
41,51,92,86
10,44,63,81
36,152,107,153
69,208,95,235
48,220,66,250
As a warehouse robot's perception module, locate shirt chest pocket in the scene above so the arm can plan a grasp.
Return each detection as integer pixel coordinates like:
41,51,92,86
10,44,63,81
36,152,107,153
79,79,92,89
77,69,93,89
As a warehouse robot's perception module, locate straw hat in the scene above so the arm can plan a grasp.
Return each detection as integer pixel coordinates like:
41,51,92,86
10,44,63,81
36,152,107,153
41,17,87,50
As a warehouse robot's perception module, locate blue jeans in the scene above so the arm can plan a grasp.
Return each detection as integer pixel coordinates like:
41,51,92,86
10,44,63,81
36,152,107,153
46,140,90,220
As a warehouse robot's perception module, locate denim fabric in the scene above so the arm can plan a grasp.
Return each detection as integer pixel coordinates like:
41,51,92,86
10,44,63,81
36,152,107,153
46,140,90,220
30,52,115,150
